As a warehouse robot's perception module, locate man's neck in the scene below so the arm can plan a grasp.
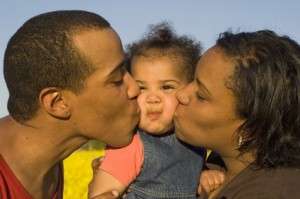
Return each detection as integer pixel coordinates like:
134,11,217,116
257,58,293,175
0,115,86,198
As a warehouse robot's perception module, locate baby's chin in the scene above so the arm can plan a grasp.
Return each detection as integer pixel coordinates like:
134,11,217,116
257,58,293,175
139,124,174,135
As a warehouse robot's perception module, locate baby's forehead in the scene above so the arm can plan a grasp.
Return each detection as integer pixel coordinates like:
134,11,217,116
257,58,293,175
131,56,189,82
131,55,186,71
132,51,186,63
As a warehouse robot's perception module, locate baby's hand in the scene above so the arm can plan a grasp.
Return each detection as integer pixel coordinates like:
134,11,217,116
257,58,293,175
89,190,120,199
88,156,105,197
198,169,225,195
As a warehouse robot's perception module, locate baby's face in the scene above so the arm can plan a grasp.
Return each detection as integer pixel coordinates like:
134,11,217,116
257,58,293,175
131,56,188,135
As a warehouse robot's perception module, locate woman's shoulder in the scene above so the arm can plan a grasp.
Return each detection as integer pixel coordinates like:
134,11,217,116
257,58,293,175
275,167,300,189
246,167,300,198
216,167,300,199
241,166,300,189
251,167,300,182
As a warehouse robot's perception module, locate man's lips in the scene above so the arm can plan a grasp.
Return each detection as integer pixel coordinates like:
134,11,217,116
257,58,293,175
136,107,141,116
173,111,178,117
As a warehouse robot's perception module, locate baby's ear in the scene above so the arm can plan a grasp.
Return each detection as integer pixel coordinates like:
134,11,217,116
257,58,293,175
39,87,71,119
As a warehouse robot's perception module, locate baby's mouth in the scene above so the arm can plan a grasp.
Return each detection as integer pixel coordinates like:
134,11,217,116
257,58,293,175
147,111,161,120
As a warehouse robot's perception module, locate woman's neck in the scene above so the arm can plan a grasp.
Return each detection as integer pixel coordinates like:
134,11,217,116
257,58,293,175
208,152,255,199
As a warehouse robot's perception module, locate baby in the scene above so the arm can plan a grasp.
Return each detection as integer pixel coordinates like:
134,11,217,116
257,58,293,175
89,22,224,198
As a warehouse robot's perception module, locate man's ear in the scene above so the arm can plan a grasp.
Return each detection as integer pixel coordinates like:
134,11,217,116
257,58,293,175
39,87,71,119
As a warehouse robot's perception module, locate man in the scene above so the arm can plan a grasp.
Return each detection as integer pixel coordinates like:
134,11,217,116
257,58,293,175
0,10,140,199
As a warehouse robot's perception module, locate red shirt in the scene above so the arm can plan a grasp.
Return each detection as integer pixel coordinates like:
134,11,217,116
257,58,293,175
0,154,63,199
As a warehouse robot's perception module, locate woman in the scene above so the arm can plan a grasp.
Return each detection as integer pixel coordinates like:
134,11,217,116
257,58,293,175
174,30,300,199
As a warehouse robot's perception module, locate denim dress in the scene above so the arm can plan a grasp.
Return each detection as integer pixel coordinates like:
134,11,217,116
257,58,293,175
125,130,204,199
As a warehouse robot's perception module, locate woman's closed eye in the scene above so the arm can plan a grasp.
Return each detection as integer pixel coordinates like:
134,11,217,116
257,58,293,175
195,92,205,101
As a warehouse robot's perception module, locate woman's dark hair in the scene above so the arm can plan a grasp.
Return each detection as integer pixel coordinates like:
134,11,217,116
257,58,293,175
217,30,300,168
125,21,202,82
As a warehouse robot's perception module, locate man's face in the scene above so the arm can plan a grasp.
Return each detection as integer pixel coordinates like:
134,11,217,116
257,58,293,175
70,28,140,148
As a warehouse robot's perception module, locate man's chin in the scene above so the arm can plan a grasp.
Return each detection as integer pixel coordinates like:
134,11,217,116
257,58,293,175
109,133,134,148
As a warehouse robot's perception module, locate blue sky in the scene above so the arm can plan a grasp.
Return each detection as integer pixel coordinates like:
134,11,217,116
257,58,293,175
1,0,300,117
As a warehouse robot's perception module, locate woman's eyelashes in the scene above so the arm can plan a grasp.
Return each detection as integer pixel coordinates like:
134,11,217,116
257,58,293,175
195,92,205,101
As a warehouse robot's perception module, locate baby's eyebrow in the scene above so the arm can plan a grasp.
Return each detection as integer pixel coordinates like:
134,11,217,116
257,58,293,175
160,79,181,84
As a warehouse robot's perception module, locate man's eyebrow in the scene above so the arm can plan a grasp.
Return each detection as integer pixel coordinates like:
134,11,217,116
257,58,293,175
108,60,126,77
197,78,211,95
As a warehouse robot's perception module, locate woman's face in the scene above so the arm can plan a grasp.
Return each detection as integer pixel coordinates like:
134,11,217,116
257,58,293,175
174,46,245,155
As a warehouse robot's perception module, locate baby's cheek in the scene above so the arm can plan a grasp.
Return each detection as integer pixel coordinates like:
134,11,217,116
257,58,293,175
137,94,147,110
164,97,179,114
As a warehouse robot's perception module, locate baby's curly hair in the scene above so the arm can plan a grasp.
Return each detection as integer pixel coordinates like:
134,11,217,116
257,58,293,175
126,21,202,82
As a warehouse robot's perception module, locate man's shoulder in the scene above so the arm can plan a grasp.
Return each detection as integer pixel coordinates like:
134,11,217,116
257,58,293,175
0,154,33,199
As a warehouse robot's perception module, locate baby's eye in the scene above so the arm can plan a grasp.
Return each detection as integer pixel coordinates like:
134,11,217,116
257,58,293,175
162,85,174,90
139,86,146,92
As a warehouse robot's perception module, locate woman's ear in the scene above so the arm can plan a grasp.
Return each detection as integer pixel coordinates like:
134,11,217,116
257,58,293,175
39,87,71,119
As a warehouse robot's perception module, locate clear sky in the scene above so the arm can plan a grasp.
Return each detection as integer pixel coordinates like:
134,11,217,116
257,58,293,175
1,0,300,117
